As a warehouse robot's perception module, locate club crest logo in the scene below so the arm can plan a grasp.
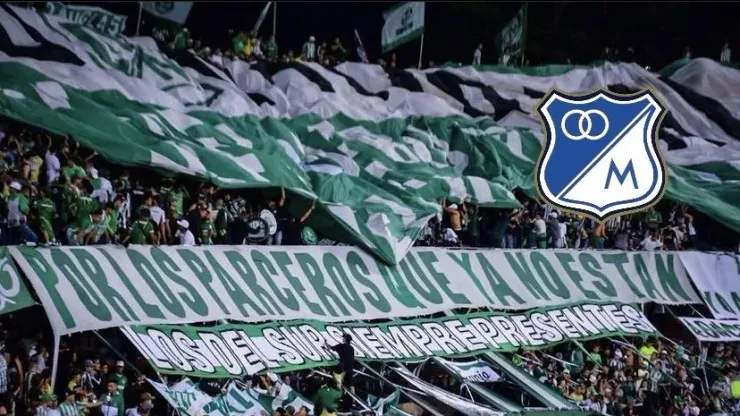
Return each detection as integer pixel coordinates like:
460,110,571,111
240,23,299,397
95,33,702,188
535,89,668,221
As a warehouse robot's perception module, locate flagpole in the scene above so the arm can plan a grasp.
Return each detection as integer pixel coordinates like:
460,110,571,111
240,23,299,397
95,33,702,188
520,1,528,67
135,1,143,36
417,32,425,69
272,1,277,38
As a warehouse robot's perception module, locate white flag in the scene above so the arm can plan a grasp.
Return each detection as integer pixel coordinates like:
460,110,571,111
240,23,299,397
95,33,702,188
141,1,193,25
381,2,425,53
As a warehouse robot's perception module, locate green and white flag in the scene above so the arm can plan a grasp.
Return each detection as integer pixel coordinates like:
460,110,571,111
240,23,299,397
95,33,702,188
44,2,127,37
382,2,425,53
436,358,501,383
497,5,526,61
393,366,505,416
0,247,36,316
142,1,193,25
247,376,313,414
122,303,657,378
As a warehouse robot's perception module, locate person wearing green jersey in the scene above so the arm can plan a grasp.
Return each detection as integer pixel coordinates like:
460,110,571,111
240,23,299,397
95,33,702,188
33,189,57,245
101,382,125,416
81,209,109,245
165,182,188,217
265,35,278,61
108,361,128,395
62,158,86,182
7,182,37,244
200,208,215,245
123,208,155,246
105,197,123,242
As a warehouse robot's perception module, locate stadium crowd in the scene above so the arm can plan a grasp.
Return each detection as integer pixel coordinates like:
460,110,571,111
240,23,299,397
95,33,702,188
0,119,733,251
4,304,740,416
516,338,740,416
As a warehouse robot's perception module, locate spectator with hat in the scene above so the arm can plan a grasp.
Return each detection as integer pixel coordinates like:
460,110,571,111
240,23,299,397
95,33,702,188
35,393,57,416
80,360,101,397
109,361,127,394
175,219,195,246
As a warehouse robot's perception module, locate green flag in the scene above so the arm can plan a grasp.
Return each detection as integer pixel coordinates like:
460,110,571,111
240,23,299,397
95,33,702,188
497,5,527,65
381,2,425,53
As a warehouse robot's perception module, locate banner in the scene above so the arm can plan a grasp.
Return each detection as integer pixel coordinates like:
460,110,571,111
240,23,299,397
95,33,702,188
45,2,127,37
141,1,193,25
11,246,699,335
680,252,740,319
436,358,501,383
679,317,740,342
149,377,311,416
497,5,526,60
393,366,505,416
0,248,36,315
122,303,656,378
381,2,425,53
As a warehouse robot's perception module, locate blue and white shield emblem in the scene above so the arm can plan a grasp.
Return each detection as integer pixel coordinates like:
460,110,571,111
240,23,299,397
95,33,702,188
535,89,668,221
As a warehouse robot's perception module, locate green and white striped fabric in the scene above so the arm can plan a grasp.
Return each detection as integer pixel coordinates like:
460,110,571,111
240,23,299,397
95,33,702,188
0,5,738,264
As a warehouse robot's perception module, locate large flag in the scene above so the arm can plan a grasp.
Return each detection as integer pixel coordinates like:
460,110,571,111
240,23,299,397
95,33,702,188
355,29,369,63
141,1,193,25
497,4,527,63
381,2,425,53
252,2,273,34
1,4,739,264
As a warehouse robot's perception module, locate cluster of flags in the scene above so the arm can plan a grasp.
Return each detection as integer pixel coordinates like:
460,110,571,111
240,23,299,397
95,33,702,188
137,1,528,66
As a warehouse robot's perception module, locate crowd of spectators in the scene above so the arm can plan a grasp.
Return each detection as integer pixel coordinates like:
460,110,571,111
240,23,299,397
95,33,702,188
515,338,740,416
0,117,735,251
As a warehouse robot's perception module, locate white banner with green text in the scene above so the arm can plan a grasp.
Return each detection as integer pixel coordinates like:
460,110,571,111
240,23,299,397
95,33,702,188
10,246,700,335
121,303,657,378
44,1,127,36
679,317,740,342
679,252,740,319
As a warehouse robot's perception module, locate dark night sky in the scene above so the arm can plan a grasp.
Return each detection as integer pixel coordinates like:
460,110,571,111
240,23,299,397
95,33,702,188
83,2,738,68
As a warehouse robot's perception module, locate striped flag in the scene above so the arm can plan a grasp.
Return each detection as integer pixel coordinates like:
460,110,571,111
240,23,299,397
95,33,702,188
252,2,273,34
355,29,369,63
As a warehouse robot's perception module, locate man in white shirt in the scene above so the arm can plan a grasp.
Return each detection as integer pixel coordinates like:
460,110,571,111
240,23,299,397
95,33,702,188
532,212,547,248
473,43,482,65
720,43,731,63
175,219,195,246
45,150,61,183
88,167,114,205
640,231,664,251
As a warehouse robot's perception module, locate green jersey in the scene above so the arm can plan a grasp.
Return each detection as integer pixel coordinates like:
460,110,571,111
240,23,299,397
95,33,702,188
108,373,128,392
62,165,86,181
166,190,185,216
82,213,109,243
266,39,278,60
73,196,100,226
201,220,215,245
129,219,154,244
34,198,56,221
107,208,119,235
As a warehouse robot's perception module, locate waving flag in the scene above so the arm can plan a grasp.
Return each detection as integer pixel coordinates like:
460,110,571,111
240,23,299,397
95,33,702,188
355,29,369,63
